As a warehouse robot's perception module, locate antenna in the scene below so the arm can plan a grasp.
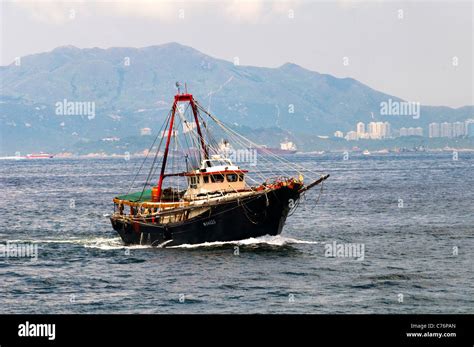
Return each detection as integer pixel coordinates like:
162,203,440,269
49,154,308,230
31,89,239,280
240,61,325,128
175,81,181,94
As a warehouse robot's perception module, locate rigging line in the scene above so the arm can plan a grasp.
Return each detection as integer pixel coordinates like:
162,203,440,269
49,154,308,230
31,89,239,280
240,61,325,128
126,114,168,194
195,101,326,179
139,110,171,199
175,102,201,161
224,123,321,183
192,109,269,184
212,125,267,184
178,103,202,165
180,109,263,190
178,102,270,187
194,103,294,180
311,177,324,206
197,117,265,184
151,102,200,183
195,111,276,184
198,113,216,149
199,109,297,178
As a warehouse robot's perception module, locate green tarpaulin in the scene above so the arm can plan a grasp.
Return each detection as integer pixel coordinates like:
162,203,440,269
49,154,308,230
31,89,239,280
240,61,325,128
116,189,153,202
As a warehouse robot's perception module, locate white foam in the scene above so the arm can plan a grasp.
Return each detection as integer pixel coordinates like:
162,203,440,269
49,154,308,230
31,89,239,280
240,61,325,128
169,235,318,249
4,235,318,251
3,237,144,250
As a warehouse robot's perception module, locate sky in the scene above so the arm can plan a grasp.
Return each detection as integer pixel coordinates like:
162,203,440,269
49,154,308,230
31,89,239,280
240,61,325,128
0,0,472,107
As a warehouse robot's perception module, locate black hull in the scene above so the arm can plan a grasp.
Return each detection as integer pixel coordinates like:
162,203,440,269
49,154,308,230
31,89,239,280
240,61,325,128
110,186,300,247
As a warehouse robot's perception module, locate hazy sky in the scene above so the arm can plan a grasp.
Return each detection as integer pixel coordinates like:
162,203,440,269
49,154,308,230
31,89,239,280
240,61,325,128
1,0,472,107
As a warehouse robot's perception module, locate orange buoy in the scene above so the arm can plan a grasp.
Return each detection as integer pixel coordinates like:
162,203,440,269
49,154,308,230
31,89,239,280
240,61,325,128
152,186,160,202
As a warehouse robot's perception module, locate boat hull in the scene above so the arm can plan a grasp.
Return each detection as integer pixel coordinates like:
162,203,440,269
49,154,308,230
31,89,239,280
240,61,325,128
110,186,300,247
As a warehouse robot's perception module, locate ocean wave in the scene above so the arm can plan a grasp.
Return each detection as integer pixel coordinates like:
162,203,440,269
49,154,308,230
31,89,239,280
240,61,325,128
3,237,148,250
3,235,318,250
169,235,319,249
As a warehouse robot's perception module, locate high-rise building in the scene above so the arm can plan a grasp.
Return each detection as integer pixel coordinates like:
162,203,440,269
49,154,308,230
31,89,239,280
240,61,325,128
440,122,453,138
466,120,474,137
345,131,358,141
334,130,344,138
452,122,465,137
414,127,423,136
429,123,440,138
356,122,365,138
383,122,391,138
367,121,390,139
368,122,378,139
399,127,423,137
376,122,384,138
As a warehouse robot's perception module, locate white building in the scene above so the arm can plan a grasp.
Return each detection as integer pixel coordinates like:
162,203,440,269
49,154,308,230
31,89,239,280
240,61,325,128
414,127,423,136
383,122,391,138
466,120,474,137
440,122,453,138
356,122,365,138
367,121,390,139
452,122,465,137
429,123,440,138
334,130,344,138
345,131,358,141
368,122,380,139
399,127,423,137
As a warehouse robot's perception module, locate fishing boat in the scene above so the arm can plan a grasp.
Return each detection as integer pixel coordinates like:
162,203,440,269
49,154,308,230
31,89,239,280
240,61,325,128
110,89,329,247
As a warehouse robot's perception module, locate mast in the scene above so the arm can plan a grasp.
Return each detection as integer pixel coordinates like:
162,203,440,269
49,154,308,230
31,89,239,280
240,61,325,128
156,99,177,201
155,92,208,202
190,97,208,160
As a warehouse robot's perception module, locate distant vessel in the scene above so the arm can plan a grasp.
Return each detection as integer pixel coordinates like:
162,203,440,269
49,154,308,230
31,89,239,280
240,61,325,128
301,150,325,155
257,140,297,155
26,153,54,159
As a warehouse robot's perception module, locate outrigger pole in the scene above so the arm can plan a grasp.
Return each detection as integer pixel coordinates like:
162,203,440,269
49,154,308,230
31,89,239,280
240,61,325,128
298,174,330,194
155,92,208,202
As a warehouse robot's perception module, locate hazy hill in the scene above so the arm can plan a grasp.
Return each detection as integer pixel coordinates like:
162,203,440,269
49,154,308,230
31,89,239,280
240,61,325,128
0,42,472,154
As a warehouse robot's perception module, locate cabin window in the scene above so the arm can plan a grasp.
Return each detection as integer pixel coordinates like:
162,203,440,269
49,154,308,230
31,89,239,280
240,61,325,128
238,174,244,181
203,175,209,183
210,174,225,183
190,176,198,188
226,174,238,182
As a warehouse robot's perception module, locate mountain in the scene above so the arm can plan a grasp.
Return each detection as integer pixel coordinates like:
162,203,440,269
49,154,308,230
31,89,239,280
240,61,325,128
0,42,472,154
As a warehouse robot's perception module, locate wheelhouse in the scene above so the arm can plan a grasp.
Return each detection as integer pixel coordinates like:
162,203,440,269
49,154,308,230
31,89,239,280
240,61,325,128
184,156,248,198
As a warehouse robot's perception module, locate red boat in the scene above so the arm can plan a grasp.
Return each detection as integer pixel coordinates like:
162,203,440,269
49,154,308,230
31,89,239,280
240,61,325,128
26,153,54,159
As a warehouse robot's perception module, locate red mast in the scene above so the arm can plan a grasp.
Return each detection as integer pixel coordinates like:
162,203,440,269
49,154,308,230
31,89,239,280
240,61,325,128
154,92,208,202
190,98,208,160
155,101,177,202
